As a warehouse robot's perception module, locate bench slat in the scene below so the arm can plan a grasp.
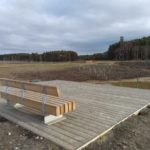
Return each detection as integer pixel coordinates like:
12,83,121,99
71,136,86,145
0,78,76,116
0,78,60,96
1,88,71,113
1,92,61,116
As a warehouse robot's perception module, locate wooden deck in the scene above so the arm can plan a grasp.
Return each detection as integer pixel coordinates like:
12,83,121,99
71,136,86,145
0,80,150,150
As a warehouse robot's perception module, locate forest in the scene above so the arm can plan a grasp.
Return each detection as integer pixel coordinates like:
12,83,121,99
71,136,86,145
0,36,150,62
107,36,150,60
0,51,78,62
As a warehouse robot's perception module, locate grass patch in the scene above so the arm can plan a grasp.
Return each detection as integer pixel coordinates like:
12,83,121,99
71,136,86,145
0,61,150,82
112,81,150,89
0,62,83,79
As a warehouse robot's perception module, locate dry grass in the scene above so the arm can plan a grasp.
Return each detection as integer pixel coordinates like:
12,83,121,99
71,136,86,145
0,61,150,82
0,62,83,79
112,81,150,89
13,61,150,82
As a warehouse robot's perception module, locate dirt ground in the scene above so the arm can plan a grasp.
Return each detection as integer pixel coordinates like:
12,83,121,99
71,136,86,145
0,107,150,150
0,117,63,150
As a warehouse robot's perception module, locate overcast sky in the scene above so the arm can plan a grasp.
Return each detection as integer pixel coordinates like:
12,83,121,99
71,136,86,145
0,0,150,54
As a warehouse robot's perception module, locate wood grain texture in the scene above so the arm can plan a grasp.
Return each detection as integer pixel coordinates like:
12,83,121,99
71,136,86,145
0,78,60,96
0,80,149,150
1,92,61,115
0,79,76,116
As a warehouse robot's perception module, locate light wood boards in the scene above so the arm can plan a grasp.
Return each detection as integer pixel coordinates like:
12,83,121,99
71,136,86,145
0,89,76,116
0,79,76,116
0,78,60,96
0,80,150,150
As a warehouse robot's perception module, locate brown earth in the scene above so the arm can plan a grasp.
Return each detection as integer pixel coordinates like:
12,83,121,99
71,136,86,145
0,117,63,150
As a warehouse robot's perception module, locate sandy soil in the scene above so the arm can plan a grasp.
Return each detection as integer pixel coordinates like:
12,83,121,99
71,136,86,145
0,106,150,150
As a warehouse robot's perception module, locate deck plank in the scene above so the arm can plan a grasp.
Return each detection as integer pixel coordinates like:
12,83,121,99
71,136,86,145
0,80,150,150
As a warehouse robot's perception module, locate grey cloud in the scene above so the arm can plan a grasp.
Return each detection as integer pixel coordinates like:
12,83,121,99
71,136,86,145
0,0,150,54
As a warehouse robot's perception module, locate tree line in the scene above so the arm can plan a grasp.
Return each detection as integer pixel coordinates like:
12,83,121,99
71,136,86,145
0,50,107,62
107,36,150,60
0,51,78,62
0,36,149,62
78,53,107,60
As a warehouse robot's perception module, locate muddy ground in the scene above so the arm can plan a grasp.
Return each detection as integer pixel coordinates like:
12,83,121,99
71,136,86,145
0,106,150,150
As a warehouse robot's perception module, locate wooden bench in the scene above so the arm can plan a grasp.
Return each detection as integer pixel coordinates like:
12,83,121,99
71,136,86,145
0,78,76,124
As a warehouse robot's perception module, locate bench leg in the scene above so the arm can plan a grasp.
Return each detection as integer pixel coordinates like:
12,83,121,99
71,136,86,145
44,114,65,125
6,100,24,109
6,100,65,125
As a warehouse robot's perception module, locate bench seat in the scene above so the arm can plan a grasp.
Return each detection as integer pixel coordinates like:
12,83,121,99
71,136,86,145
0,79,76,117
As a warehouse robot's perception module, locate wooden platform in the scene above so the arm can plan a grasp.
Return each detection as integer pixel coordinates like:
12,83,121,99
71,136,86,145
0,80,150,150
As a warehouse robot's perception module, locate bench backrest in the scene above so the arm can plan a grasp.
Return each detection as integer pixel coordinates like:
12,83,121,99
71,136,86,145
0,78,60,97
